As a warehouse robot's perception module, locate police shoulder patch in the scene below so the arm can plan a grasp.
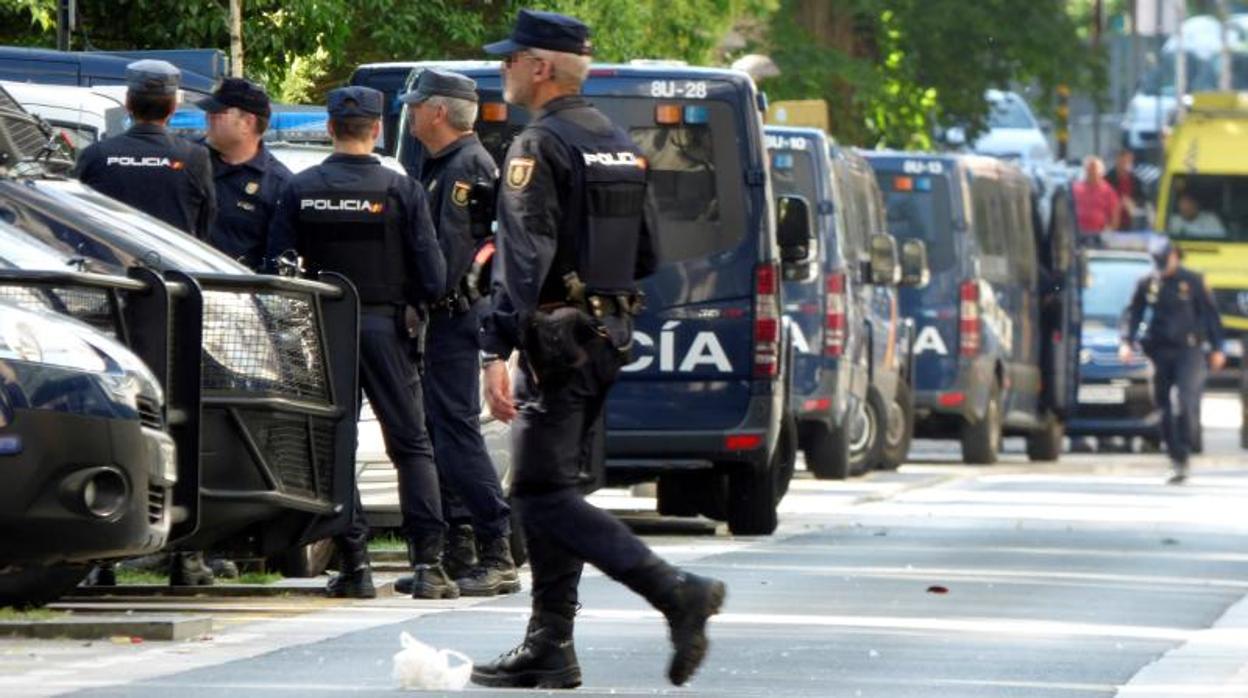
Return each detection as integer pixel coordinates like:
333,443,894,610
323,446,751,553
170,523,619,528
451,180,472,207
506,157,536,190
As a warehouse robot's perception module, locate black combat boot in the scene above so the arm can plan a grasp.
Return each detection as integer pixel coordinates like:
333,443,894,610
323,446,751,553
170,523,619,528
325,539,376,599
620,556,727,686
471,611,581,689
1167,459,1189,485
457,534,521,597
169,552,215,587
444,524,478,581
405,533,459,600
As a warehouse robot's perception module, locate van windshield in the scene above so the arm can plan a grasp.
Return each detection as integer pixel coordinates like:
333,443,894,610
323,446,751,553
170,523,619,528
1166,174,1248,242
876,172,956,272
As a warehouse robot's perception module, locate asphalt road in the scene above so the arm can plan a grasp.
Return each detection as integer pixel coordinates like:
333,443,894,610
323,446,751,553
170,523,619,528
3,393,1247,697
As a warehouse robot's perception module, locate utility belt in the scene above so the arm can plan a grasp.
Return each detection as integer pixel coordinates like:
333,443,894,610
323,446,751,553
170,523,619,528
430,274,483,316
524,273,643,386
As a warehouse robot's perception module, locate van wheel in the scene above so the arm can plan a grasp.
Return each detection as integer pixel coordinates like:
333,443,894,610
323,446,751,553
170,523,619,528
271,539,336,578
878,382,915,471
1026,412,1064,462
657,471,728,521
726,421,793,536
961,383,1002,465
805,422,851,480
848,391,885,475
775,412,798,499
0,564,91,609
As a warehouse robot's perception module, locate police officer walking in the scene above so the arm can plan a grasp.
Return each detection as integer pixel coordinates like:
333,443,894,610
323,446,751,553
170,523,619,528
198,78,292,270
75,60,215,239
1120,239,1226,484
473,10,725,689
266,87,453,599
395,68,518,597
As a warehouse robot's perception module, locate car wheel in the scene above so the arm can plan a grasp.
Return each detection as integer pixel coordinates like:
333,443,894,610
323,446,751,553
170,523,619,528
878,382,914,471
657,471,728,521
725,418,795,536
961,382,1002,465
1026,411,1064,462
848,391,885,475
0,564,91,609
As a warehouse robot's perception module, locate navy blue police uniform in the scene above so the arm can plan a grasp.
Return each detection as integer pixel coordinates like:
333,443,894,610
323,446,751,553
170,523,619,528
267,86,450,598
397,69,516,595
74,60,216,238
197,78,292,270
472,10,725,689
1121,240,1224,477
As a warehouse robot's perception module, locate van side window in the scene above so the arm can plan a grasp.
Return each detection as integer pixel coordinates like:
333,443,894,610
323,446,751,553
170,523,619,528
972,177,1009,282
1009,185,1037,285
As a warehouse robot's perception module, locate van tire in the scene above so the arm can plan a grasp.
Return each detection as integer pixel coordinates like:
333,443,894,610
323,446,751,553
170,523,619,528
962,383,1002,465
775,411,798,499
1026,412,1064,462
727,462,779,535
879,382,915,470
805,422,851,480
657,472,728,521
849,390,886,475
0,564,91,609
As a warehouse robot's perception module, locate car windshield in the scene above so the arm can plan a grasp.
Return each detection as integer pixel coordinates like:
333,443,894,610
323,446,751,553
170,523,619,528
1139,53,1220,96
1165,174,1248,242
1084,256,1152,323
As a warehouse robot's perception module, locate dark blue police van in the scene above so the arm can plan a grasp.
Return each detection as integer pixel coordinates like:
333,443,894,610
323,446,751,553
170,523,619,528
766,127,925,478
865,153,1081,463
377,61,800,534
0,47,220,95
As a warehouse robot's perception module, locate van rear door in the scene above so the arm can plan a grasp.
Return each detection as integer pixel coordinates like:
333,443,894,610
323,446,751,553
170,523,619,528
875,164,962,393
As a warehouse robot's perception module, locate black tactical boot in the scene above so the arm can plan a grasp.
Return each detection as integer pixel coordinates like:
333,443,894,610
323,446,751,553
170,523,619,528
1166,459,1189,485
443,524,478,581
457,534,521,597
169,552,215,587
325,538,376,599
405,533,459,600
621,557,727,686
471,611,581,689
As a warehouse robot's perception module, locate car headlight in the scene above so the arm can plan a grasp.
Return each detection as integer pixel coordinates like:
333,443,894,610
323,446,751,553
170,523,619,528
201,291,282,386
1079,348,1093,365
0,310,107,373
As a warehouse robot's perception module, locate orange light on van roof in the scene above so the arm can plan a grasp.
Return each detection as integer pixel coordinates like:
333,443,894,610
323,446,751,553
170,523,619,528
655,104,682,125
893,176,914,192
481,102,508,122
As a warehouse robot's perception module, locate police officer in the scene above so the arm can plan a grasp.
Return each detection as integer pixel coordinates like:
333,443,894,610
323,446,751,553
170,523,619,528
395,68,518,597
199,78,292,270
1120,238,1226,484
75,60,216,238
472,10,725,689
266,87,453,599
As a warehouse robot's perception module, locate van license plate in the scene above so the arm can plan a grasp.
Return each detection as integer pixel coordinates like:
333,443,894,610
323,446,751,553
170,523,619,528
1078,385,1126,404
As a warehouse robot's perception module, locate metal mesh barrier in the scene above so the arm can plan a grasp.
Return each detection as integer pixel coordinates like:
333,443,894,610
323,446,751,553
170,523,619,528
200,289,329,401
0,285,116,335
241,411,337,500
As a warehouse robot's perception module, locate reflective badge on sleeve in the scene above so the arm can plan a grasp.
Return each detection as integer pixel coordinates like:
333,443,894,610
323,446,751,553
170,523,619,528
452,180,471,207
506,157,535,190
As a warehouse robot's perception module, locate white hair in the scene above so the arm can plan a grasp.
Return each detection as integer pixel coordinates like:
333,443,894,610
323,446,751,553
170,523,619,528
425,95,478,131
531,47,591,89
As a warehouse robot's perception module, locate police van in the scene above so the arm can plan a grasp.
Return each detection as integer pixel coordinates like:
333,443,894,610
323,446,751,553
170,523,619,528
766,126,924,478
864,152,1080,463
384,61,799,534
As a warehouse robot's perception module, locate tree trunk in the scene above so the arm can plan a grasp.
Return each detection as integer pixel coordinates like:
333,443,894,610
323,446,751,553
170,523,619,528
229,0,243,78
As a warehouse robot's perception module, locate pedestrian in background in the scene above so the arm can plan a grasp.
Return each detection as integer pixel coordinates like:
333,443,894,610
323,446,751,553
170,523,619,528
1106,149,1146,231
1074,155,1120,236
1120,239,1225,484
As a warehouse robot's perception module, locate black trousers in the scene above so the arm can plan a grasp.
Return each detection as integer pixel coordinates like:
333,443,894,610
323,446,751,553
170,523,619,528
335,311,443,560
1150,346,1206,465
425,303,510,540
511,336,653,617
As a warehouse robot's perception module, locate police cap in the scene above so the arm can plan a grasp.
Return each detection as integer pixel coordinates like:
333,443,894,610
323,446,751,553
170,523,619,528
398,69,479,105
197,77,272,118
327,86,384,119
484,9,592,56
1150,237,1177,269
125,59,181,96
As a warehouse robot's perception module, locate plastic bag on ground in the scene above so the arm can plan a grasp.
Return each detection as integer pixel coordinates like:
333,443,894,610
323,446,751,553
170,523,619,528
392,631,473,691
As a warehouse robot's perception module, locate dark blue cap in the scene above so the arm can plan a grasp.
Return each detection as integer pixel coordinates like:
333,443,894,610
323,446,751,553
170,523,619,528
1150,237,1176,268
484,9,592,56
399,69,479,105
126,59,181,96
197,78,272,118
327,86,383,118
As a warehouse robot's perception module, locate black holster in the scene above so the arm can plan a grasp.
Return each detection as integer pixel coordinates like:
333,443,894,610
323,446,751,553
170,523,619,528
522,306,601,386
404,304,429,370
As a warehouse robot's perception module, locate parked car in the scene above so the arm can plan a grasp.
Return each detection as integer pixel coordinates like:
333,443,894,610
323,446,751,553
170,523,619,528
1068,245,1161,449
765,126,923,477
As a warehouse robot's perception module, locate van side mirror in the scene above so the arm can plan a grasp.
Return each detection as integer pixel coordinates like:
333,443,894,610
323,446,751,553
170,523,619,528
899,239,930,288
868,233,900,286
776,195,817,267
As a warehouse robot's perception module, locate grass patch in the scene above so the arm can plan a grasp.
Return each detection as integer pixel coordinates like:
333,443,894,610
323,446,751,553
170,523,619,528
367,533,406,552
115,569,169,585
236,572,282,585
0,607,65,621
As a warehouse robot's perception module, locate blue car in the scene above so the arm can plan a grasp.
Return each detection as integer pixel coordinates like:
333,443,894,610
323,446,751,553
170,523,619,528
1068,248,1161,445
377,61,801,534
